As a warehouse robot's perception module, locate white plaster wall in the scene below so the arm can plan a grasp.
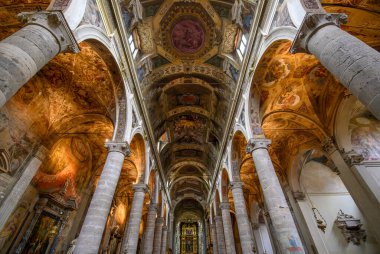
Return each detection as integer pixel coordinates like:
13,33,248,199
300,161,379,254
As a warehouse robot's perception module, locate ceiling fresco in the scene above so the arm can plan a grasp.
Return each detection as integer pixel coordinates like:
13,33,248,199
123,0,257,203
251,39,348,180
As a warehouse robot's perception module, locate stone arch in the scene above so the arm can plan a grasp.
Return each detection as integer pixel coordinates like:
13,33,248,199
129,133,146,184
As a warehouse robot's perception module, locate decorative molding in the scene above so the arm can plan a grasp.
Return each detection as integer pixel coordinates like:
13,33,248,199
133,183,148,193
290,12,348,54
246,138,271,153
341,149,365,167
105,141,131,156
321,137,337,154
18,10,80,53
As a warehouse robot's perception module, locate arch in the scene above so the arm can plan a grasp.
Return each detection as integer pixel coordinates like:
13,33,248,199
129,133,146,183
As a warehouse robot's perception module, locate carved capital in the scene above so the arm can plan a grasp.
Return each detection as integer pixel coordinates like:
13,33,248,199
18,10,79,53
292,191,306,201
219,202,230,210
230,181,243,190
105,141,131,156
156,217,165,224
290,12,348,54
321,137,337,154
133,183,148,193
34,145,49,161
246,138,271,154
252,222,259,230
342,150,364,167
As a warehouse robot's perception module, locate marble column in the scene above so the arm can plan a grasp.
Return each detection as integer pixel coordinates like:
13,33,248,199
246,138,305,253
291,12,380,119
160,225,168,254
123,183,148,253
230,181,255,254
0,146,47,232
142,203,157,254
210,223,219,254
220,202,236,254
0,10,79,108
153,217,164,254
214,215,227,254
75,142,130,254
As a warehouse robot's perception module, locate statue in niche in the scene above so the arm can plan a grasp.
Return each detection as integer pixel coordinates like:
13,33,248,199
231,0,247,28
128,0,143,29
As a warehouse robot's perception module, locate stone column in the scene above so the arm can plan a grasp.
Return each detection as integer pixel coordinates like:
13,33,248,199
214,215,227,254
210,223,219,254
75,142,130,254
291,12,380,119
142,203,157,254
160,225,168,254
230,181,255,254
123,183,148,253
0,10,79,108
246,138,305,253
167,212,174,251
0,146,47,232
220,202,236,254
153,217,164,254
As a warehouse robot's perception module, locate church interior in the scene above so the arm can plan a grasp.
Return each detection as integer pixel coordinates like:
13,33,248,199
0,0,379,253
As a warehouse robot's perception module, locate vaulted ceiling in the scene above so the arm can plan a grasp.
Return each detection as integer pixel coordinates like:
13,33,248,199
125,0,257,204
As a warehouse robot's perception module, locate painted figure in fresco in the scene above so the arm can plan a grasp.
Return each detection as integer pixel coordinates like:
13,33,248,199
128,0,143,28
231,0,246,28
172,20,205,53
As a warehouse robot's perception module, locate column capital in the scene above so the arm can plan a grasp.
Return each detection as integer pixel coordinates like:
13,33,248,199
162,225,168,231
18,10,79,53
290,12,348,54
105,141,131,156
220,202,230,210
34,145,49,161
321,137,337,154
230,181,243,190
156,217,165,223
246,138,271,153
148,203,157,211
133,183,148,193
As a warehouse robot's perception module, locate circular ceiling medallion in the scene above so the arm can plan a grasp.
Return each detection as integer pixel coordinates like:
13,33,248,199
171,19,205,54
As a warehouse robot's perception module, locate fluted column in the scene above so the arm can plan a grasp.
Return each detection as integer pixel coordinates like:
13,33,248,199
153,217,164,254
123,183,148,253
142,203,157,254
291,12,380,119
0,10,79,108
75,142,130,254
0,146,48,232
160,225,168,254
210,223,219,254
230,181,255,254
214,215,226,254
220,202,236,254
246,138,305,253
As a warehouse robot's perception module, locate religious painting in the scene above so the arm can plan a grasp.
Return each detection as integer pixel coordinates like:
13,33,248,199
350,110,380,160
176,94,200,106
181,223,197,254
172,19,205,54
172,115,207,144
22,212,60,254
